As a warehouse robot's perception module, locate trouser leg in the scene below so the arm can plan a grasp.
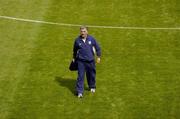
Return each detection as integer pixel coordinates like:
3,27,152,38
86,61,96,89
76,60,85,94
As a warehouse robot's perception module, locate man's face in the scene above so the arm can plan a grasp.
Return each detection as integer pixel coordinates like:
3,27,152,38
80,28,88,38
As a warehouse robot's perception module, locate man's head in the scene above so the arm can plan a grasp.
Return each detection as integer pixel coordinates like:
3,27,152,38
80,26,88,38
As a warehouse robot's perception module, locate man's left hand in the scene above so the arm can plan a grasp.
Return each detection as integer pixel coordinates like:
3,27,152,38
97,57,101,64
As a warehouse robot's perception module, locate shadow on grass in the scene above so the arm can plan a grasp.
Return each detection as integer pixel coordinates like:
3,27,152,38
55,76,76,95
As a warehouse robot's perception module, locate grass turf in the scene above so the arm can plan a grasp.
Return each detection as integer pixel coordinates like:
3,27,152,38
0,0,180,119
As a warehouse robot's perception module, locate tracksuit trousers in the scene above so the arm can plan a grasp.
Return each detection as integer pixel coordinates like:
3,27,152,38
76,60,96,94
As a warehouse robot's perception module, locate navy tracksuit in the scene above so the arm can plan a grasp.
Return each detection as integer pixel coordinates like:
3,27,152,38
73,35,101,94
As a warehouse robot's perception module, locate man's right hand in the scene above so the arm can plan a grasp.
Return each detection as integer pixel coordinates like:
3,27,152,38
72,58,75,62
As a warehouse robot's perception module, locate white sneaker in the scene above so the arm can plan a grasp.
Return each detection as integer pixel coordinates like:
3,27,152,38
90,88,95,93
78,93,83,98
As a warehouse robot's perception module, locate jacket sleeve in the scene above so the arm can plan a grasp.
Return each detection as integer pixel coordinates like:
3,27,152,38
93,39,101,57
73,40,78,59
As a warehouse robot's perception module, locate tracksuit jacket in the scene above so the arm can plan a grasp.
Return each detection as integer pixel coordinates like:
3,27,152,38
73,35,101,61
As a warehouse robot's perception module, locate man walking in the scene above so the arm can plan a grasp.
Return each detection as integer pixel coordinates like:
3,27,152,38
72,26,101,98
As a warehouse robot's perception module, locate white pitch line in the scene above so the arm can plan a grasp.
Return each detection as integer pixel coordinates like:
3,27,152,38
0,15,180,30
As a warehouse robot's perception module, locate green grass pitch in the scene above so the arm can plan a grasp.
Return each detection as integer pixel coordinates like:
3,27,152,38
0,0,180,119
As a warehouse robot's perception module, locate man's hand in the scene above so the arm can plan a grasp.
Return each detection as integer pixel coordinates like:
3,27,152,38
72,58,75,62
97,57,101,64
